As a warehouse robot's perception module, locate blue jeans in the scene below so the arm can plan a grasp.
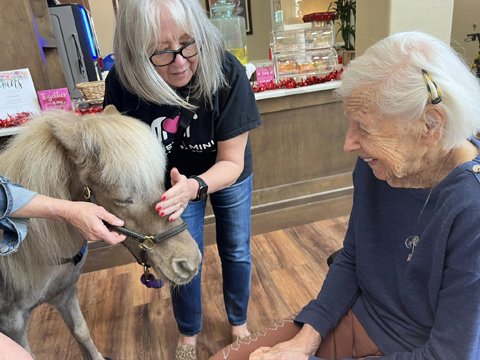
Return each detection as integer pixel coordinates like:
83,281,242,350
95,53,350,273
171,174,253,336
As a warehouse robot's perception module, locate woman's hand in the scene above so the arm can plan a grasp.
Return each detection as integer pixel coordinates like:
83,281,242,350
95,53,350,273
249,325,321,360
156,168,198,222
61,201,126,244
249,340,310,360
10,194,126,245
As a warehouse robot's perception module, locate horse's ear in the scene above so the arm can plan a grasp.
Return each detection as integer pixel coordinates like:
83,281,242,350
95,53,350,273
104,105,120,115
46,114,93,162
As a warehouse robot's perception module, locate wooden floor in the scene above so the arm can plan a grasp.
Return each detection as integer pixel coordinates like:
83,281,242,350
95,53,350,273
28,216,348,360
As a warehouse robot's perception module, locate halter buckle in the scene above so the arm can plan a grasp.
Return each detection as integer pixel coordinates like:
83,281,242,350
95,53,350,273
143,264,151,281
139,236,156,251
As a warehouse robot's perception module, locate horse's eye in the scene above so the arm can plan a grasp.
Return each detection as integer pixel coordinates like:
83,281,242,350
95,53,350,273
113,198,133,205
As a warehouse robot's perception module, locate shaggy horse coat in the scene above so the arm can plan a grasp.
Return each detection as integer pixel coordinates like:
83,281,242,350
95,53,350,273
0,108,201,359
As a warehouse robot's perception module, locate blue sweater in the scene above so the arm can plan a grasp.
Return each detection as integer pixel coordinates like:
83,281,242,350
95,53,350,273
296,139,480,359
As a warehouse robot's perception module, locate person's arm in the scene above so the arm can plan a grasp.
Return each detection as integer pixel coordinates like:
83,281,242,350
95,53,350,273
348,206,480,360
294,164,361,340
157,53,261,221
1,174,38,255
309,202,480,360
0,333,33,360
249,324,322,360
157,132,248,220
9,194,126,244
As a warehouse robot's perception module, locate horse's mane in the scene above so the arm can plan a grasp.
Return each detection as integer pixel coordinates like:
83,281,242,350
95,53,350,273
0,110,167,293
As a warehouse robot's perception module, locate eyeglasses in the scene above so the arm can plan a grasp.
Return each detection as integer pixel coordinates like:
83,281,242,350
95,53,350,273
422,69,442,104
149,41,198,67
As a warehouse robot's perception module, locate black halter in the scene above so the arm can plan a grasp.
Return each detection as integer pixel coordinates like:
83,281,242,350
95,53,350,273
83,186,188,281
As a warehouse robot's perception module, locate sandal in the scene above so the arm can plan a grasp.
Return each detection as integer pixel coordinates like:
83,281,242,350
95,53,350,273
174,344,197,360
232,334,249,343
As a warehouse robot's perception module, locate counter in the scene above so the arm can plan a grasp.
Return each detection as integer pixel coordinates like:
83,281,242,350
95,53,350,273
203,80,356,245
0,81,357,266
0,127,23,137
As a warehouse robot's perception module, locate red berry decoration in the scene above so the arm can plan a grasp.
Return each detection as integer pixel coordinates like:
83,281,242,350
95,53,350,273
75,106,103,115
251,68,344,93
0,112,33,128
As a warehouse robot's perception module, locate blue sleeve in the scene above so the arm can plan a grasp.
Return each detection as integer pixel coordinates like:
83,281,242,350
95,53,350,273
294,167,360,340
309,187,480,360
0,174,37,255
372,204,480,359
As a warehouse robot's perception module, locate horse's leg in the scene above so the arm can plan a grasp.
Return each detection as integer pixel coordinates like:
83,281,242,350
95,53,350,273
51,286,104,360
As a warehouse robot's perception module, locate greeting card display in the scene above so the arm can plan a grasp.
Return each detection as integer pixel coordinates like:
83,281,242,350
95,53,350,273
256,63,275,85
37,88,72,111
0,69,41,119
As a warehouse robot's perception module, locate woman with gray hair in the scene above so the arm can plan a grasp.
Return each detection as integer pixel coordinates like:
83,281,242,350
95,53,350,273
103,0,261,359
210,31,480,360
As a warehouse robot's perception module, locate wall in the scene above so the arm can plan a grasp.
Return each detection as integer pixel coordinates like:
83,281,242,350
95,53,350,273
356,0,454,57
200,0,272,62
88,0,116,57
247,0,272,61
281,0,331,25
451,0,480,65
87,0,478,67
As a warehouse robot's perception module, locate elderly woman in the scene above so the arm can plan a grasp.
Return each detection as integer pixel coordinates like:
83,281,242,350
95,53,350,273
103,0,261,359
210,31,480,360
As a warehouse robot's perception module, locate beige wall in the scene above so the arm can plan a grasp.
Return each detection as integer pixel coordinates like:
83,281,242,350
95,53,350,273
356,0,454,57
451,0,480,65
247,0,272,61
87,0,479,67
281,0,331,25
89,0,116,57
200,0,272,62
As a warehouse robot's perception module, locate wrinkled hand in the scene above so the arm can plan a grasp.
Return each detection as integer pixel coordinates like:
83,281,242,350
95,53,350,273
63,201,126,244
155,168,196,222
249,339,312,360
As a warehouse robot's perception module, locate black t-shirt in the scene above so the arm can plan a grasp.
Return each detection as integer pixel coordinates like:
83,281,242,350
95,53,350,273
103,52,262,186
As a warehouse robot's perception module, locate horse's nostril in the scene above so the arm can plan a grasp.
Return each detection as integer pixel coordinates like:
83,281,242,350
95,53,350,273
172,259,196,278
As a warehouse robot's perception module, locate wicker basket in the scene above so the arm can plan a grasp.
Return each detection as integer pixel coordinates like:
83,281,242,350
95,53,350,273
76,81,105,101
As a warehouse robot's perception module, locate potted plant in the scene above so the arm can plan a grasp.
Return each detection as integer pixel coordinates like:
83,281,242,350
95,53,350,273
328,0,356,64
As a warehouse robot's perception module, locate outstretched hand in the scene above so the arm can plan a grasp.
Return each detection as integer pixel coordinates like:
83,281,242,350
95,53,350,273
249,325,321,360
156,167,197,222
62,201,126,244
9,194,127,245
249,341,310,360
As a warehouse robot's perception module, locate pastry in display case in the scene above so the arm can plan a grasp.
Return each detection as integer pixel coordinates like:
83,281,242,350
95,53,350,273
270,15,339,80
276,56,298,75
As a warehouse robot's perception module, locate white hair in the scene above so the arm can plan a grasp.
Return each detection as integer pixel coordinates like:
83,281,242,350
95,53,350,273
114,0,226,109
336,31,480,149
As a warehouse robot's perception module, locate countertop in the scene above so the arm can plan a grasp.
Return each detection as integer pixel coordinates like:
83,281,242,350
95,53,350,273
254,80,341,100
0,80,341,138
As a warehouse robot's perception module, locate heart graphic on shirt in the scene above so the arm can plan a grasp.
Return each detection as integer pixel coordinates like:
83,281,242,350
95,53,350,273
162,115,180,134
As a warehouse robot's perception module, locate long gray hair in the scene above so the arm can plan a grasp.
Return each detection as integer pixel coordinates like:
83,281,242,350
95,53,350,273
336,31,480,149
114,0,226,109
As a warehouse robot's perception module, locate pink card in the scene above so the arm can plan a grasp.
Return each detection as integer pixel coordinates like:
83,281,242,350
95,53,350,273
256,63,275,86
37,88,72,111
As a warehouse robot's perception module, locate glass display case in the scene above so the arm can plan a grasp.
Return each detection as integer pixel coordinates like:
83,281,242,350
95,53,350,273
271,0,332,31
210,0,248,65
270,24,339,79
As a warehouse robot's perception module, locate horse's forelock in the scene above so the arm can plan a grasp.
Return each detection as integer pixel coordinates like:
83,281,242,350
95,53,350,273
0,111,168,293
78,113,167,195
